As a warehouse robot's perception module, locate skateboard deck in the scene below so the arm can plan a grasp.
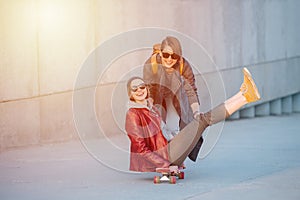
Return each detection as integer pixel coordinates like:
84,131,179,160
153,166,184,184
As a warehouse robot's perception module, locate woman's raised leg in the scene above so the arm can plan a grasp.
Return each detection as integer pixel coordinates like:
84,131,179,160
168,67,261,165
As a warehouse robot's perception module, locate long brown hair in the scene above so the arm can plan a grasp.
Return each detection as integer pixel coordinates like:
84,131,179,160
160,36,182,56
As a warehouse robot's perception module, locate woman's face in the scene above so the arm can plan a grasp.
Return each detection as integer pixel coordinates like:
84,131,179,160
161,45,180,69
130,79,147,102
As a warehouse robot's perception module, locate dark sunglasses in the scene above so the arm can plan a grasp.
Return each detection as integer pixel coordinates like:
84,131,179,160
131,84,146,92
162,52,180,60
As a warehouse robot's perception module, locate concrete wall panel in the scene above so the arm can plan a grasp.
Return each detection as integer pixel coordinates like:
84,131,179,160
264,0,287,61
0,98,40,149
38,0,96,94
95,83,125,136
287,0,300,57
39,92,76,143
0,0,38,101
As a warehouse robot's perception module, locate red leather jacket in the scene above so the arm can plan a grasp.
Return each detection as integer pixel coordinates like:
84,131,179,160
125,103,170,172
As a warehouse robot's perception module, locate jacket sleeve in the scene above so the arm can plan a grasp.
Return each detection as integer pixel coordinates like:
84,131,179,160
143,57,152,83
181,59,200,105
143,57,157,100
125,109,170,168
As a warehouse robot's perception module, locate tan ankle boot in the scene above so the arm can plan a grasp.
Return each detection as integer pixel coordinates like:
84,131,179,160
240,67,261,103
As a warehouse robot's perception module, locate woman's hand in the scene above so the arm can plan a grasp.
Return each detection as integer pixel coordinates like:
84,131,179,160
147,97,154,107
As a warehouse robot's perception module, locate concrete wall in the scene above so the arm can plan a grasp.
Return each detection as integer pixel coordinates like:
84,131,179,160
1,0,300,151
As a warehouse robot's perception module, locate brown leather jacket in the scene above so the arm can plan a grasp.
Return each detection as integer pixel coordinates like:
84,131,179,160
125,102,170,172
143,55,199,127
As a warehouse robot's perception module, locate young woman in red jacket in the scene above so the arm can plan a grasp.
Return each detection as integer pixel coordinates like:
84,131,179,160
125,68,260,172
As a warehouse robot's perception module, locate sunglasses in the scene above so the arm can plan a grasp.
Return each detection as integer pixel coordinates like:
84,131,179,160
131,83,146,92
162,52,180,60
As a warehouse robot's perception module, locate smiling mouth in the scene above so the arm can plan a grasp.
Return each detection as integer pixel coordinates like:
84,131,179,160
164,60,176,66
136,91,145,97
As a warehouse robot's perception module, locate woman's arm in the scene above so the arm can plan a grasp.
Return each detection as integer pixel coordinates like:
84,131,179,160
181,59,200,116
143,57,155,100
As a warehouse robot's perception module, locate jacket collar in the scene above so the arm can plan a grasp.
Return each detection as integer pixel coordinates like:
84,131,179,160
127,99,151,110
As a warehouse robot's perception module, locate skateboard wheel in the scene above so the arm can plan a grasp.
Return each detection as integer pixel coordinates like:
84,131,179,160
178,172,184,179
154,176,160,184
169,176,176,184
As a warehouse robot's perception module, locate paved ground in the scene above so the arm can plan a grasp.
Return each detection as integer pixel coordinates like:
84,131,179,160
0,113,300,200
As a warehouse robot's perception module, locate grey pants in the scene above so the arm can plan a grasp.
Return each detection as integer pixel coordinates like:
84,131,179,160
168,103,229,165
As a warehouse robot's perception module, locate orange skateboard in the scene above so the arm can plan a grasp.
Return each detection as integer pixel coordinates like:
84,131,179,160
153,166,184,184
